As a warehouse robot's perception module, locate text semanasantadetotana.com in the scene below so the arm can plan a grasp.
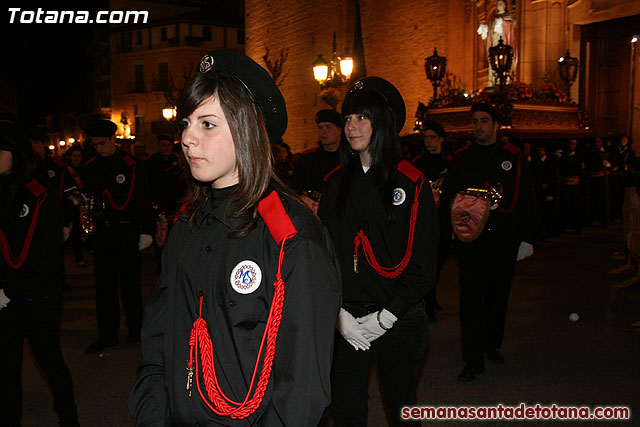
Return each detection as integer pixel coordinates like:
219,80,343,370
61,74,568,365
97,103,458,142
8,8,148,24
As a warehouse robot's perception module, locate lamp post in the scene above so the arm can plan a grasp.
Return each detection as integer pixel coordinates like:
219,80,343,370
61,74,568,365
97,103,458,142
488,37,514,90
557,50,578,98
424,48,447,101
313,32,353,89
162,106,177,142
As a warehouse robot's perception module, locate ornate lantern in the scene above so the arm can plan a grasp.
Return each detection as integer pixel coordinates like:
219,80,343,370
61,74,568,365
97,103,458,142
488,37,514,90
558,50,578,93
424,48,447,100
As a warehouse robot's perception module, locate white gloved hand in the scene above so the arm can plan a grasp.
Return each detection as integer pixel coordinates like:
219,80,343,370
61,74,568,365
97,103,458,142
62,226,71,242
337,308,371,351
355,309,398,343
138,234,153,251
0,289,10,310
517,242,534,261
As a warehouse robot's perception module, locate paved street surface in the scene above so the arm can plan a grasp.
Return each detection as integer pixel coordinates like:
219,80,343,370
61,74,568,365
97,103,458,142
21,224,640,426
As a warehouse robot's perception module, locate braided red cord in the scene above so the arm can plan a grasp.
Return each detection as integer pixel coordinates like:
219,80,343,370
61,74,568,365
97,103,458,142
188,237,289,419
102,158,136,211
353,179,423,278
0,180,48,270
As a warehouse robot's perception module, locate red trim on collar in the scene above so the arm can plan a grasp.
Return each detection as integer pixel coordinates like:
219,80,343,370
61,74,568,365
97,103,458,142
323,165,342,182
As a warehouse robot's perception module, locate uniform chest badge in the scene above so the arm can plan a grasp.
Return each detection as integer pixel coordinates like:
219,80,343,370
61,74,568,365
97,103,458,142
116,173,126,184
230,260,262,294
392,188,406,206
47,169,56,178
19,204,30,218
501,160,512,171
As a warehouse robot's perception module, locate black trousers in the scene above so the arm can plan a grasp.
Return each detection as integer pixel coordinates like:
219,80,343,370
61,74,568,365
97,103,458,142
588,176,608,227
0,297,78,426
92,223,142,341
69,207,85,263
455,231,518,369
559,183,585,231
331,303,428,427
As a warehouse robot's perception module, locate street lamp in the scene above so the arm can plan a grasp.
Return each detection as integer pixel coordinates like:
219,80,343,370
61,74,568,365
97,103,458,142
489,37,514,90
312,32,353,88
162,106,177,142
558,50,578,96
424,48,447,100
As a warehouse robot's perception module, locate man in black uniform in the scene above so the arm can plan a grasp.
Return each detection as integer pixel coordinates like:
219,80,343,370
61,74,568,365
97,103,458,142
441,103,534,382
584,137,609,228
413,120,449,322
83,119,153,354
558,139,585,233
291,109,342,212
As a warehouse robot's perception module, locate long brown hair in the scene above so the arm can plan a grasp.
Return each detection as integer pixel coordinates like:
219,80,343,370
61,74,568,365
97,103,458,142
177,69,295,238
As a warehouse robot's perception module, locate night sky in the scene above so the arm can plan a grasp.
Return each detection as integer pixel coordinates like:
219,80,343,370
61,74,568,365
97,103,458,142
1,2,108,127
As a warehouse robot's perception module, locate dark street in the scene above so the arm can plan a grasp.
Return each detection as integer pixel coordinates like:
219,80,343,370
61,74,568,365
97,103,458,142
21,224,640,426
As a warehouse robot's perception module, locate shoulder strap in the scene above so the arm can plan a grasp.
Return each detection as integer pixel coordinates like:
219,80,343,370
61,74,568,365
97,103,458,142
502,142,520,156
323,165,341,182
397,160,424,183
257,190,298,245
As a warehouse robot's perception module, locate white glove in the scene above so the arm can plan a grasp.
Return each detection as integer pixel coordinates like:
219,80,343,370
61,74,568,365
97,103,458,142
0,289,10,310
355,309,398,343
337,308,371,351
62,226,71,242
138,234,153,251
517,242,534,261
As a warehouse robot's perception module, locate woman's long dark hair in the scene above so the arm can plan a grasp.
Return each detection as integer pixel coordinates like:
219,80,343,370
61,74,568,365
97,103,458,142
0,121,35,208
177,69,297,238
336,89,402,221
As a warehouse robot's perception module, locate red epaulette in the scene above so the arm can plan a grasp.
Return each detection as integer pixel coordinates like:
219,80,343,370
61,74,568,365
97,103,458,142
122,153,137,167
502,142,520,156
323,165,341,182
85,155,97,166
257,191,298,245
397,160,423,183
301,147,318,155
412,152,423,162
26,179,47,198
453,145,470,156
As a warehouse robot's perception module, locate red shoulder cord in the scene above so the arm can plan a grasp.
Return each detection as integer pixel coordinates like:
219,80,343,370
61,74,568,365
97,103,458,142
102,155,136,211
353,178,424,278
0,180,48,270
187,236,290,419
496,154,521,214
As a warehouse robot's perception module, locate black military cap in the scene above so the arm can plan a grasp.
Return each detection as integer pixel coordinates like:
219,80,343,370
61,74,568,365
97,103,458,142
315,109,343,127
85,119,117,138
344,76,406,133
422,120,446,137
471,102,501,124
198,50,287,143
0,120,35,162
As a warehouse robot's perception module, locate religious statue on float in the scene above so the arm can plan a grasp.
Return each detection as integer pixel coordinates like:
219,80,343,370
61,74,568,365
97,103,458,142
477,0,517,86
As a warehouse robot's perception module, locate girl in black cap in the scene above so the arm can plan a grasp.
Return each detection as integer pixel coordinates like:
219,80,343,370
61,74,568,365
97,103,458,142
128,51,341,426
318,78,438,426
0,121,79,426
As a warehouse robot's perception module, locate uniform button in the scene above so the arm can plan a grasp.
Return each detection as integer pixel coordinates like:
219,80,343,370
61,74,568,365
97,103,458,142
205,246,211,252
229,300,236,307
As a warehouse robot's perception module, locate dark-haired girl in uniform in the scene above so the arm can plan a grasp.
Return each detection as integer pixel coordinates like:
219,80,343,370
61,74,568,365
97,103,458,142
128,51,342,426
318,78,438,426
0,121,79,426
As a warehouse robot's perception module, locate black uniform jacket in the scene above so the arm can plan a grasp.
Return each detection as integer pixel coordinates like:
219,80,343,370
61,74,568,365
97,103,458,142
128,185,342,426
84,150,153,234
412,151,448,183
441,142,535,244
290,145,340,194
0,178,63,301
144,152,184,213
317,160,438,319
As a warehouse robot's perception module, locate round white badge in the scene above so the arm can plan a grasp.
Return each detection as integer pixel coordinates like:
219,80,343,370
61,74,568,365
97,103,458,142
392,188,406,206
47,169,56,178
116,173,126,184
230,260,262,294
501,161,512,171
19,204,30,218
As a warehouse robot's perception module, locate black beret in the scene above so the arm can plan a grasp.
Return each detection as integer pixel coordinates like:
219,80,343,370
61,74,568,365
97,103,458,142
344,77,406,133
471,102,501,123
85,119,117,138
315,109,342,127
422,120,446,137
198,50,287,143
0,120,34,162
